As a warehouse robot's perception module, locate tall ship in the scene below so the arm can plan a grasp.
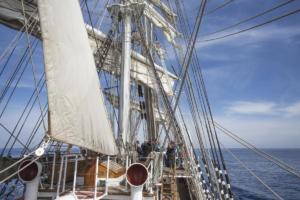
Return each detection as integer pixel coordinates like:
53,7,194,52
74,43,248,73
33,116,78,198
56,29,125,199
0,0,299,200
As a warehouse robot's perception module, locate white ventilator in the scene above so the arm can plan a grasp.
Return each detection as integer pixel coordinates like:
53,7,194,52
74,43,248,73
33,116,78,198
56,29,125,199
126,163,149,200
18,160,42,200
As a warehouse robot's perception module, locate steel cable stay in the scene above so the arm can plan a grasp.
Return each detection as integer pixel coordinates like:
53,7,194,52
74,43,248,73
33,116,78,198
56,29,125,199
202,0,296,37
205,0,235,15
21,103,48,156
95,0,111,29
0,19,39,104
0,61,40,155
139,0,207,157
1,79,46,157
0,155,41,184
161,24,216,188
188,40,232,198
84,0,125,155
0,54,29,118
215,122,300,180
0,8,38,69
21,0,47,131
221,143,284,200
189,63,219,166
163,0,221,198
0,39,39,118
136,19,183,153
0,122,29,152
0,39,36,104
0,41,41,157
173,43,220,195
175,0,220,168
0,150,35,174
175,0,234,198
188,48,230,199
170,70,215,196
175,7,219,169
0,6,42,158
156,2,210,170
183,80,220,198
134,2,210,198
173,1,228,198
192,0,235,16
198,7,300,43
171,0,208,116
0,38,23,79
6,79,47,156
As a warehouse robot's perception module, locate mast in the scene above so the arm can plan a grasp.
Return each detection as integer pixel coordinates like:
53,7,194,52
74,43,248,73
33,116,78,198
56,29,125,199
143,15,157,142
119,2,132,147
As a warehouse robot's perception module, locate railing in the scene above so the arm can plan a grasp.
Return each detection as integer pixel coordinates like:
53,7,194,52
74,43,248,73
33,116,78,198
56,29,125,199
55,154,110,200
97,156,110,199
56,154,83,197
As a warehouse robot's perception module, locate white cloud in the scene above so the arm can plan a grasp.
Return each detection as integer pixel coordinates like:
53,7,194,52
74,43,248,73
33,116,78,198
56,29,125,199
282,102,300,117
226,100,300,117
182,104,300,148
227,101,276,115
215,115,300,148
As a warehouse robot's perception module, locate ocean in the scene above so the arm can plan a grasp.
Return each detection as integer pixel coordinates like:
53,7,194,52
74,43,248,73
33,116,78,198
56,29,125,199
223,149,300,200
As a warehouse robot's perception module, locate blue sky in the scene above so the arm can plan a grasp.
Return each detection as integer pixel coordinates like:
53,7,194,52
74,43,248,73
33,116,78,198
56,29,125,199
184,0,300,148
0,0,300,149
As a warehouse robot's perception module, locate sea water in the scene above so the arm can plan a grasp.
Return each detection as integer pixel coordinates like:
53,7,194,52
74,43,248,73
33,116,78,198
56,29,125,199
223,149,300,200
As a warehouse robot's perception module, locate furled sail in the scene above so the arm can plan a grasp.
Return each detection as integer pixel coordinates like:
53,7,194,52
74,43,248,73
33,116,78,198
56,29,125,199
38,0,117,155
144,2,178,45
87,26,178,96
0,0,37,30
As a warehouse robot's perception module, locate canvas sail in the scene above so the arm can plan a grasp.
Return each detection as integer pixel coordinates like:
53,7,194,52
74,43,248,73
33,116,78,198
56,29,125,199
38,0,117,155
0,3,178,96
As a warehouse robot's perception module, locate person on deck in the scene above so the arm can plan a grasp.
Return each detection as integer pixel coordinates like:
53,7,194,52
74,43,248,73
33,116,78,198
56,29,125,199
166,141,176,168
136,140,143,159
141,141,152,160
153,140,160,152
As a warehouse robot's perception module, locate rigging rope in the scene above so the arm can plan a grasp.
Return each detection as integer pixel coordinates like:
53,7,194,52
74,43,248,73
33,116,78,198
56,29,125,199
135,5,209,199
0,123,28,151
84,0,124,154
21,0,47,131
0,156,41,184
198,7,300,43
0,41,41,157
205,0,235,15
202,0,296,37
174,0,236,198
0,8,37,68
21,103,48,156
215,122,300,180
6,80,46,156
0,45,31,105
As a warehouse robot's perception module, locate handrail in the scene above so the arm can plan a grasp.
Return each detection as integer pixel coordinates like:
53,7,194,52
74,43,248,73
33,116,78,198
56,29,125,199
50,152,56,189
72,155,78,194
94,156,99,199
56,154,84,197
97,155,110,199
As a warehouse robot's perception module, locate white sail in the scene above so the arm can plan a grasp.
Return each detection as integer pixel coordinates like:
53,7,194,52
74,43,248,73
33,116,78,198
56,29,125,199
38,0,117,155
144,2,178,45
87,26,178,96
0,4,178,96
